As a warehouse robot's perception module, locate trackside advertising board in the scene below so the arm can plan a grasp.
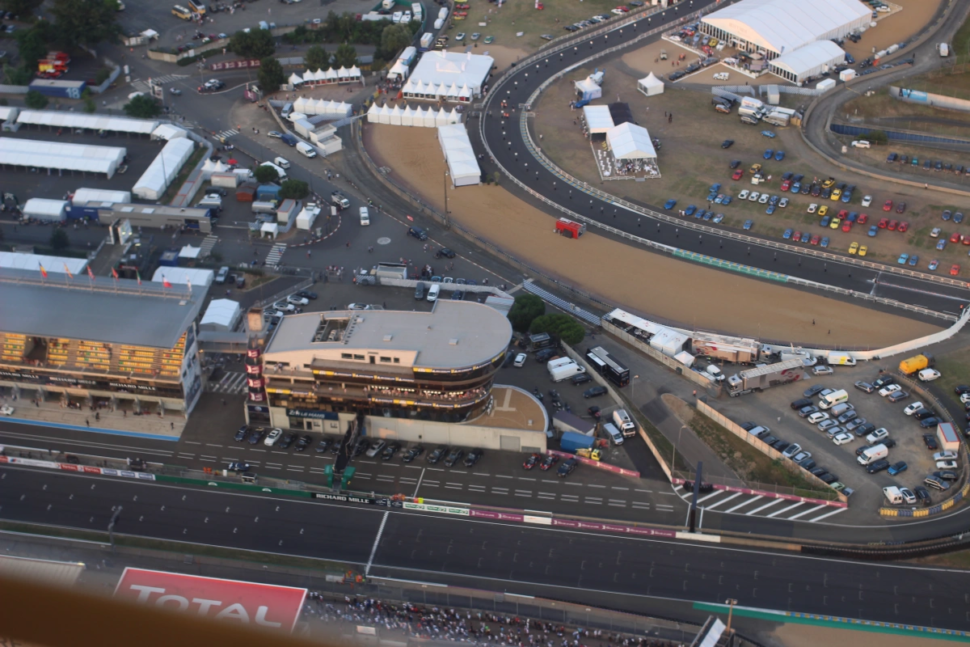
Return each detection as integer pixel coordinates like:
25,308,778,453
113,568,306,633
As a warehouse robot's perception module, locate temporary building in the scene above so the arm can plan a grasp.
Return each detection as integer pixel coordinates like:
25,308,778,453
437,124,481,187
637,72,665,96
606,122,658,161
0,251,88,275
132,137,195,201
151,124,188,140
388,59,410,80
16,110,158,135
200,299,242,332
0,138,126,177
583,105,615,134
435,108,450,126
150,266,214,289
575,77,602,100
71,188,131,206
0,106,20,125
288,72,304,86
23,198,69,222
401,106,415,126
700,0,870,58
458,84,472,102
296,203,320,230
407,51,494,99
378,105,391,124
389,105,403,125
768,40,846,83
367,102,381,123
816,78,836,91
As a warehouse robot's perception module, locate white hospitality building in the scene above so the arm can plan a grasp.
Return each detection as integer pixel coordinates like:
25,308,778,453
402,51,494,101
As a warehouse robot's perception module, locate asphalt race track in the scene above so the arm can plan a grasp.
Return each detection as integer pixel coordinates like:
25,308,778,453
3,465,970,632
477,1,970,316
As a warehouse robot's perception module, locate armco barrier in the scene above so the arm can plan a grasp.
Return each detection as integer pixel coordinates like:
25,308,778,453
546,449,640,477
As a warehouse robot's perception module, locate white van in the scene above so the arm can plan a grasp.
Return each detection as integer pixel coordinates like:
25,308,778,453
260,161,288,182
280,102,294,118
612,409,636,437
705,365,725,382
359,207,370,226
819,389,849,410
426,283,440,302
857,443,889,466
829,402,854,418
296,142,317,158
273,156,291,169
882,485,903,505
603,422,624,445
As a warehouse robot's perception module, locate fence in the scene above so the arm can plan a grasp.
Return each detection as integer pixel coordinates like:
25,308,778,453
254,276,314,310
830,122,970,147
522,280,602,327
694,400,846,503
602,318,718,392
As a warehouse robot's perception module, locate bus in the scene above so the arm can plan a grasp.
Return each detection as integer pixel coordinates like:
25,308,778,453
172,4,192,19
585,347,630,387
187,0,206,15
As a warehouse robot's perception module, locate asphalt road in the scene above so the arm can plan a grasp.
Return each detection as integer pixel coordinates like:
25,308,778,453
475,1,970,316
3,464,970,634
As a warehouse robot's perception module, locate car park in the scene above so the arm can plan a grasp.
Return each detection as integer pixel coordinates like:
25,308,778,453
427,445,448,464
925,476,949,491
523,453,541,470
264,428,282,446
315,438,333,454
879,384,901,397
904,402,924,415
818,419,837,432
402,445,425,462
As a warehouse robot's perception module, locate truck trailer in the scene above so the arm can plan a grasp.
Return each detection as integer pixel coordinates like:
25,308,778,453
549,361,586,383
726,358,804,397
691,337,760,364
899,353,934,375
560,431,595,452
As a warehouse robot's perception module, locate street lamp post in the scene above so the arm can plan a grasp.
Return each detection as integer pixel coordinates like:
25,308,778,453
724,598,738,645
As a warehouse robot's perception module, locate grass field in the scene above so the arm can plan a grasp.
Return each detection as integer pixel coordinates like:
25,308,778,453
842,87,970,139
915,549,970,570
930,347,970,407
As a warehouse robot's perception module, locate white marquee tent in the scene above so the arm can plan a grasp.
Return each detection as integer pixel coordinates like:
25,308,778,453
0,137,126,177
575,77,602,100
367,103,461,128
151,124,188,140
289,66,362,86
768,40,846,83
0,251,88,274
22,199,69,222
437,124,480,187
700,0,870,57
582,105,615,134
606,122,657,161
637,72,665,97
71,188,131,205
200,298,242,332
132,137,195,201
17,110,158,135
404,51,494,100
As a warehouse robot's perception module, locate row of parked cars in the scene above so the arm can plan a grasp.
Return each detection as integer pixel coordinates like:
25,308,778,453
738,419,848,492
886,152,970,176
562,1,642,33
523,452,579,477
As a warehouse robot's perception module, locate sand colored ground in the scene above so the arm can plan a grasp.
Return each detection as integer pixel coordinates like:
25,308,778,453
364,124,938,346
770,622,954,647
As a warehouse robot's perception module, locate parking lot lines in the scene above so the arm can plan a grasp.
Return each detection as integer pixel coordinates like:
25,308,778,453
766,502,805,518
726,495,762,513
787,504,830,520
809,507,847,522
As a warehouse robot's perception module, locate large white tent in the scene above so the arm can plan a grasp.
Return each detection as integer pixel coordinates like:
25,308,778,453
150,266,214,288
132,137,195,201
575,77,602,100
151,124,188,140
700,0,870,58
200,298,242,332
0,137,126,177
0,251,88,274
768,40,846,83
437,124,480,187
406,51,494,100
17,110,158,135
606,122,657,161
367,103,460,128
23,199,69,222
583,105,615,134
637,72,665,97
71,188,131,205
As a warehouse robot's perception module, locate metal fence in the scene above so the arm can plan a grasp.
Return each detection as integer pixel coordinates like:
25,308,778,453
830,122,970,146
522,281,602,326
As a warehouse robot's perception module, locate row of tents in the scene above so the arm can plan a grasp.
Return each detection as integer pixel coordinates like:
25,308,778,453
288,66,362,86
291,97,354,118
366,103,462,127
400,79,474,102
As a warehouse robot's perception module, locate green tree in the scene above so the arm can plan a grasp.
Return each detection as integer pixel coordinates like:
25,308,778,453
229,29,275,59
254,164,279,184
123,93,161,118
507,294,545,333
333,42,358,68
304,45,330,70
25,90,48,109
529,313,585,346
1,0,44,19
256,56,285,94
866,130,889,145
14,21,52,68
83,97,96,113
49,228,69,252
50,0,120,49
3,64,33,86
280,179,309,199
379,23,411,59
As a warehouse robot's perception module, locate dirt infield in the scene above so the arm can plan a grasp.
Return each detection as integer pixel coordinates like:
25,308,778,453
770,622,949,647
363,124,938,346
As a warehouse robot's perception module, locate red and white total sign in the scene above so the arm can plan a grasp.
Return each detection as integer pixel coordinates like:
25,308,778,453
114,568,306,633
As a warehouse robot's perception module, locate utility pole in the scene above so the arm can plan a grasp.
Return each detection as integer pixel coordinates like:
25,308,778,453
724,598,738,647
108,505,123,549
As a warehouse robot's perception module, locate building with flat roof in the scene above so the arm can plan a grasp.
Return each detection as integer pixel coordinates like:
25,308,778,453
0,267,205,416
255,300,514,431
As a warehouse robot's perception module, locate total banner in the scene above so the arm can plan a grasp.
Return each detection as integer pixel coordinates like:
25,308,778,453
403,502,470,516
552,518,676,538
470,510,524,522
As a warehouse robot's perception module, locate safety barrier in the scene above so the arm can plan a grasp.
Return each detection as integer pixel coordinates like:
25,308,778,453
673,250,788,282
831,122,970,147
521,280,602,326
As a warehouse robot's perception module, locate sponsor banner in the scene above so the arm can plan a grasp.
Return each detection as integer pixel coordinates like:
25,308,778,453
102,468,155,480
524,515,553,525
897,87,929,103
114,567,306,634
4,456,60,469
470,510,524,522
403,502,470,516
551,518,674,538
313,493,378,505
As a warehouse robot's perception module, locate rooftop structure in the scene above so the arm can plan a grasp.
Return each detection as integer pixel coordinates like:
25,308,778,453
408,51,494,97
767,40,846,83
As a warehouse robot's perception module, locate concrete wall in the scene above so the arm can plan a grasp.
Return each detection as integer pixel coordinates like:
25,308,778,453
366,416,547,453
891,85,970,113
696,400,847,503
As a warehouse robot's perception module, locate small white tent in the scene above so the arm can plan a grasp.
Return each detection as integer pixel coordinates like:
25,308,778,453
637,72,664,97
402,106,415,126
378,104,391,125
389,105,403,126
367,102,381,123
200,299,242,332
607,122,657,161
575,77,602,100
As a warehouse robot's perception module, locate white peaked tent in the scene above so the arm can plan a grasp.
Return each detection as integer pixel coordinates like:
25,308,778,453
607,122,657,161
348,66,361,79
294,97,309,113
337,66,350,80
637,72,664,97
325,68,339,82
449,107,460,124
378,105,391,124
288,72,304,86
446,82,460,99
389,105,403,126
435,107,450,126
367,102,381,123
388,59,410,80
575,77,602,100
422,106,438,127
402,106,415,126
438,124,481,187
333,101,352,117
459,84,472,102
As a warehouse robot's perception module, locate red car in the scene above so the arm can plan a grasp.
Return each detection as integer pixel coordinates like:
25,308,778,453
888,219,898,231
539,455,559,471
523,453,541,470
857,213,868,224
732,169,744,180
810,235,821,245
896,202,907,214
842,221,852,232
897,221,909,233
963,236,970,246
792,231,802,242
883,200,894,212
837,209,848,220
952,264,962,276
878,217,889,229
781,180,791,192
951,232,963,243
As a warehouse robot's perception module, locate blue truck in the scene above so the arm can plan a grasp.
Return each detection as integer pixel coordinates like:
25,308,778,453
560,431,595,453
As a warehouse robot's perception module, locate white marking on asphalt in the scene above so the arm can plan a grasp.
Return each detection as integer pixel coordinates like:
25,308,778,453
587,484,606,489
766,502,805,518
376,475,396,482
585,497,603,503
184,441,201,445
206,444,223,448
495,474,513,479
609,499,626,504
492,487,509,494
788,504,828,520
515,492,532,498
704,492,742,510
809,507,848,523
746,499,782,515
519,477,536,481
445,485,463,490
635,488,653,494
399,477,417,484
632,502,650,508
726,495,762,513
612,486,629,491
286,467,304,472
201,455,217,459
473,473,490,477
428,468,445,472
365,511,389,576
200,458,216,463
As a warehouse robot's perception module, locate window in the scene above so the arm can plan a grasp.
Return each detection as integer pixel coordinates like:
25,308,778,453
393,358,400,364
380,357,392,363
341,353,352,360
353,354,365,360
